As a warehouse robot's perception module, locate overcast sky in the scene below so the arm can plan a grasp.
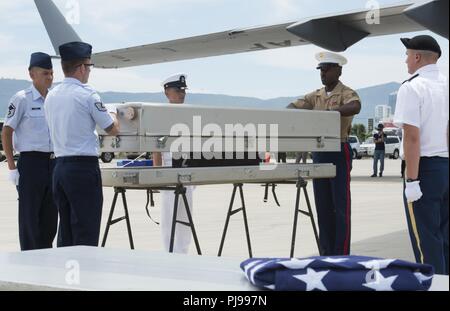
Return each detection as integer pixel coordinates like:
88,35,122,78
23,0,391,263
0,0,448,99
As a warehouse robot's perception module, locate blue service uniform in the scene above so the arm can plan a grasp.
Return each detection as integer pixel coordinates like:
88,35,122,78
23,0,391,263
4,85,57,251
45,77,114,247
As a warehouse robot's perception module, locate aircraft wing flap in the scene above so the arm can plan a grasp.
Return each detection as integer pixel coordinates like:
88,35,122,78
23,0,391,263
286,2,425,52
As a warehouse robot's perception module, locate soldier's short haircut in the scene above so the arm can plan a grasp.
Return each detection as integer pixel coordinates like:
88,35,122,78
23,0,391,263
61,58,90,76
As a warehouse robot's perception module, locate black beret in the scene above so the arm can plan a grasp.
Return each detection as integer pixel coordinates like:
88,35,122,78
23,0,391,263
29,52,53,70
59,41,93,61
401,35,442,58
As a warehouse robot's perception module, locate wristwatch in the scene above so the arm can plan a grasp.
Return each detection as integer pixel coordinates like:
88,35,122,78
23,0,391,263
406,178,419,183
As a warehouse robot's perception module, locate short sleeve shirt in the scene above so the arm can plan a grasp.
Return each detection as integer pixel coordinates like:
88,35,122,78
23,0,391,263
291,81,361,141
4,85,52,153
44,78,114,157
394,64,449,158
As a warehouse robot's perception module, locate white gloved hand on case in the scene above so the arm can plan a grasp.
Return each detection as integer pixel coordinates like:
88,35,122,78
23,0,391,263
405,180,423,203
8,169,20,186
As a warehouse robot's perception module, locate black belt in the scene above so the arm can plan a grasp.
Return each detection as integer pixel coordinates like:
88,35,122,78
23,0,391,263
57,156,98,164
20,152,55,159
421,156,448,160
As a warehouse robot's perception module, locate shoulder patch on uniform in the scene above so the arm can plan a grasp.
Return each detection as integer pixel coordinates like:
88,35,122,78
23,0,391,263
6,103,16,119
402,74,419,85
95,102,107,112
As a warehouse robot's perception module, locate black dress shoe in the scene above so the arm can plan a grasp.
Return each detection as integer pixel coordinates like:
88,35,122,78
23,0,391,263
379,173,383,177
371,174,377,178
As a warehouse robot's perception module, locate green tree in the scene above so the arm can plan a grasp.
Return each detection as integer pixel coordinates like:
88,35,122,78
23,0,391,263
351,124,367,143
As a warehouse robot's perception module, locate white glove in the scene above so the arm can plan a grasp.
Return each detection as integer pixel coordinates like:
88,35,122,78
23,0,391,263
8,169,20,186
405,180,423,203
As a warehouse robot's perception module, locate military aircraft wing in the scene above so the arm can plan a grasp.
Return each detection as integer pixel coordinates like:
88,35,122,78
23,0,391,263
34,0,447,69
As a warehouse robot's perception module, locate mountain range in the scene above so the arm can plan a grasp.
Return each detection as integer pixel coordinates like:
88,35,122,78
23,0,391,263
0,78,400,126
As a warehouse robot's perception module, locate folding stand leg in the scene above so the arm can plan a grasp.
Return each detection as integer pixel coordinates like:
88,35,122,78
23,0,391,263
239,184,253,258
101,189,120,247
149,189,155,207
169,185,202,255
181,190,202,255
290,178,321,257
264,183,269,202
145,189,159,225
218,184,253,258
264,183,281,207
121,190,135,250
290,182,302,258
101,188,135,250
218,184,238,256
271,184,281,207
303,184,321,256
168,188,180,253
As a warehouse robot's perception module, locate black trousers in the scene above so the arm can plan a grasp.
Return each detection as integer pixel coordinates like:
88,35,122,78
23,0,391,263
53,157,103,247
17,152,57,251
312,143,353,256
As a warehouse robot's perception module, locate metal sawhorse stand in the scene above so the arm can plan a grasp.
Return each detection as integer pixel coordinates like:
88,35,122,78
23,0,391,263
167,184,202,255
101,187,135,249
102,178,321,258
218,177,322,258
218,183,253,258
101,185,202,255
289,178,322,257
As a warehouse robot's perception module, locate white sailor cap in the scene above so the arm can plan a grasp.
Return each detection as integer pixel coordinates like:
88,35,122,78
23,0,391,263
315,51,348,69
162,73,188,90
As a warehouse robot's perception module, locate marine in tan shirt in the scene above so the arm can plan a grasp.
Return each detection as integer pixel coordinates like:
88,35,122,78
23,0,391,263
289,81,361,142
287,51,361,256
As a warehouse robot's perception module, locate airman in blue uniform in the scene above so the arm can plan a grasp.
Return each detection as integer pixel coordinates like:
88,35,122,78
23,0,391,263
44,42,120,247
2,52,57,251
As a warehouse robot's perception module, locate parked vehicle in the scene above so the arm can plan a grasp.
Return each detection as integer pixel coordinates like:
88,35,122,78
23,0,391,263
385,136,401,159
383,127,402,138
359,136,401,159
348,135,362,159
360,138,374,157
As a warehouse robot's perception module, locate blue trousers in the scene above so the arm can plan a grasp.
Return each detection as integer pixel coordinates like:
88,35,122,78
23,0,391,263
312,143,353,256
403,157,449,275
53,157,103,247
373,150,385,175
17,152,57,251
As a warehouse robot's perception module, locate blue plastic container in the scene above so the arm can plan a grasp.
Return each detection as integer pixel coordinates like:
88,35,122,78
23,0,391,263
117,160,153,167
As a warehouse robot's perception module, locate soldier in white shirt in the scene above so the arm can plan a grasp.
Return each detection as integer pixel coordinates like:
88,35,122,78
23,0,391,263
45,42,120,247
394,35,449,275
2,53,57,251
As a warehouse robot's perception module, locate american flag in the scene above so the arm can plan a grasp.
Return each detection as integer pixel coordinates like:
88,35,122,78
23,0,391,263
240,256,434,291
